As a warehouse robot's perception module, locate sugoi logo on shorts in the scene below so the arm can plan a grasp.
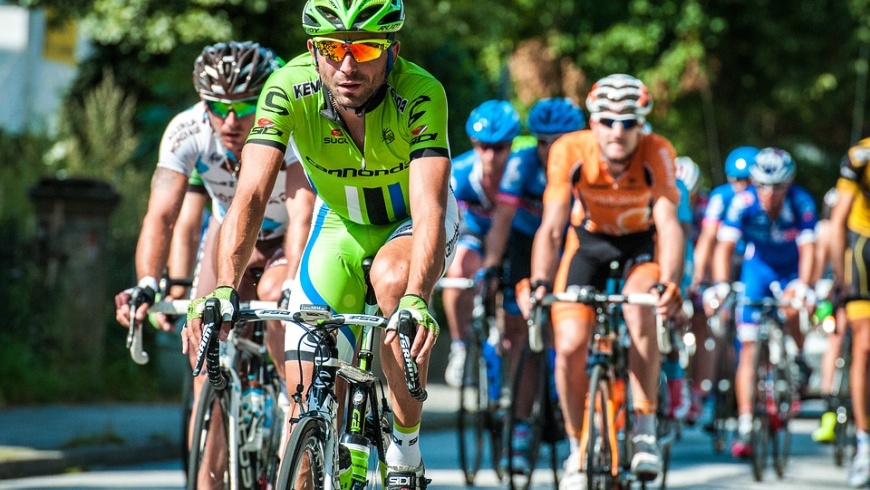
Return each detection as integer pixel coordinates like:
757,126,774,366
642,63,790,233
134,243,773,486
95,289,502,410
411,125,428,136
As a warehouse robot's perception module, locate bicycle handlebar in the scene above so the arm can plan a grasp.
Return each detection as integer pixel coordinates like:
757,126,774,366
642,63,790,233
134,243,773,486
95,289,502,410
159,299,426,400
536,286,659,308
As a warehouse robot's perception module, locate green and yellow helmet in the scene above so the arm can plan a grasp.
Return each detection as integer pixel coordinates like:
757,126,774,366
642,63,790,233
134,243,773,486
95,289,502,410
302,0,404,36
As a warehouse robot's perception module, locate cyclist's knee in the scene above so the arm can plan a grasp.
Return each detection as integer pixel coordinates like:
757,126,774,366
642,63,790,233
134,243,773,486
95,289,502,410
256,266,284,302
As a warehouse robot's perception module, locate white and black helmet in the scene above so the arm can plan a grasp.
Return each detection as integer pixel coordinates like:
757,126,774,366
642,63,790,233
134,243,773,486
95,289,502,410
751,147,796,185
585,74,653,121
193,41,283,102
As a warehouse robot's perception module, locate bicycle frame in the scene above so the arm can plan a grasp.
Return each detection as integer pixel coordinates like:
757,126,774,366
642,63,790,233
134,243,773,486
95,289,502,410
538,285,659,486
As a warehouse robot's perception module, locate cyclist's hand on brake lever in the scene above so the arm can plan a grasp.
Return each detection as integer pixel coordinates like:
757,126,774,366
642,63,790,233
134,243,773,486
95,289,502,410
386,294,440,363
653,281,683,319
182,286,239,355
114,277,157,327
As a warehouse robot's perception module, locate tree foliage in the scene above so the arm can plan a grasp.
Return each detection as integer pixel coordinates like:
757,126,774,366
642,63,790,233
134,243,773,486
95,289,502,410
17,0,870,190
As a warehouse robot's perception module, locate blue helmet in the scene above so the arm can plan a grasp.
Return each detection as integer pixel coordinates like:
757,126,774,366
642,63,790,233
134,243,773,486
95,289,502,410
465,100,521,144
751,147,796,185
526,98,586,137
724,146,759,180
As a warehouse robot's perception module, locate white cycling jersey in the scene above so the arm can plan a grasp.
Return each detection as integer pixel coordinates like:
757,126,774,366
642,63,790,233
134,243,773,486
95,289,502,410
157,101,297,241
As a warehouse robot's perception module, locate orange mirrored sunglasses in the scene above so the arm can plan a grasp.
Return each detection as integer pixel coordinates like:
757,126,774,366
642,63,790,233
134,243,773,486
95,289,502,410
312,37,392,63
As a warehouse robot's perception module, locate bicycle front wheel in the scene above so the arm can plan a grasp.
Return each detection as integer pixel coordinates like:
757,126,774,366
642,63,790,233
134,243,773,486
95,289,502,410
275,417,328,490
585,364,615,490
458,337,486,485
750,343,771,482
772,363,793,478
507,348,545,490
187,382,232,490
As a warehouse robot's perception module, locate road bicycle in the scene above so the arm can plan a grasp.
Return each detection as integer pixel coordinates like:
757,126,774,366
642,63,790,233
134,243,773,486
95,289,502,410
537,284,662,490
741,296,806,481
505,299,566,490
274,259,426,490
438,275,507,484
151,298,283,490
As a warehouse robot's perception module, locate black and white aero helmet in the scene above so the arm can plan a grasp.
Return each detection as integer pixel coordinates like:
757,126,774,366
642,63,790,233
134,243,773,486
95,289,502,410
585,74,653,122
193,41,283,102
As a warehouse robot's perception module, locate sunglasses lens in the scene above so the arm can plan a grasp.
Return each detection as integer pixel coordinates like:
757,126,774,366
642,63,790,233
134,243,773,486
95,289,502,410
315,39,387,63
207,100,257,118
355,43,387,62
601,118,639,129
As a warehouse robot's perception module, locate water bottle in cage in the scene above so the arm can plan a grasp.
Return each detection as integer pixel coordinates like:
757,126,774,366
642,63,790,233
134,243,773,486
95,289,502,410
483,326,502,404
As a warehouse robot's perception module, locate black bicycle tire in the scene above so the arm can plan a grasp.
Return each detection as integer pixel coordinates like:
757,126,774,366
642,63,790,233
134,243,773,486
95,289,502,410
772,363,792,478
507,348,545,490
458,335,485,485
274,416,328,490
833,329,854,467
187,382,232,490
181,370,194,481
586,364,614,490
750,341,771,482
656,373,672,490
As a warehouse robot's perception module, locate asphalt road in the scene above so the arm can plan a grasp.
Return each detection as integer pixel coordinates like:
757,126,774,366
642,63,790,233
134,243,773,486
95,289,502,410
0,418,856,489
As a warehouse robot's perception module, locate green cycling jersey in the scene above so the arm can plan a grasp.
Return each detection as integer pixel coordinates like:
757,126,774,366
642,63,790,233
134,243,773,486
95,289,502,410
246,53,450,226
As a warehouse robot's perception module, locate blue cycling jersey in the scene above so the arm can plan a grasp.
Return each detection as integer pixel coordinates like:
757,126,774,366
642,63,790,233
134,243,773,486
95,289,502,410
718,184,817,272
451,147,541,236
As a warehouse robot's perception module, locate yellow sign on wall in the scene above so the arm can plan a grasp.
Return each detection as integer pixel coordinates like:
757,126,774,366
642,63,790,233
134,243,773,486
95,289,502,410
43,9,77,65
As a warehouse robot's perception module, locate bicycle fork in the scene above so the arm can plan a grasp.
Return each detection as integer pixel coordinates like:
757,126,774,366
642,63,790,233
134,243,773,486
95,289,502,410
578,370,625,478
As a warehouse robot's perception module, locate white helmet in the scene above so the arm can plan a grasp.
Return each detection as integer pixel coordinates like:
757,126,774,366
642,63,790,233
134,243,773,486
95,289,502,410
675,156,702,194
751,147,796,185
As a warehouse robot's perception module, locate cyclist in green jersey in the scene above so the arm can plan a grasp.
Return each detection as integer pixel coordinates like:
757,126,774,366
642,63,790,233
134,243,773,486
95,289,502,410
183,1,458,488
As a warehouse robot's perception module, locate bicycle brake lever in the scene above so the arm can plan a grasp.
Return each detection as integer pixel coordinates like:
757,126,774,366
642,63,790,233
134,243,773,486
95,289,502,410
129,319,150,365
396,310,428,402
192,298,220,376
127,290,150,364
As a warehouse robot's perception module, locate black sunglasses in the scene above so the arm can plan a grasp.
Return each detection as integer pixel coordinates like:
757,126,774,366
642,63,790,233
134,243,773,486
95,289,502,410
598,118,640,130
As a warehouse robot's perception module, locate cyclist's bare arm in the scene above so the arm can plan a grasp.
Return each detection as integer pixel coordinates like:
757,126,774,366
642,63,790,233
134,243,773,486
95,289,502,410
217,143,285,289
652,194,685,317
115,168,188,327
405,155,449,301
283,162,316,282
830,189,854,286
525,199,571,320
711,238,736,285
483,202,518,269
383,155,449,357
691,221,719,289
797,240,816,287
167,189,207,299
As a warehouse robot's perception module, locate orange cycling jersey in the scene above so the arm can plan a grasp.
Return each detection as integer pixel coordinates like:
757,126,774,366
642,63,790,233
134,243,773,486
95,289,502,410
544,130,679,235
